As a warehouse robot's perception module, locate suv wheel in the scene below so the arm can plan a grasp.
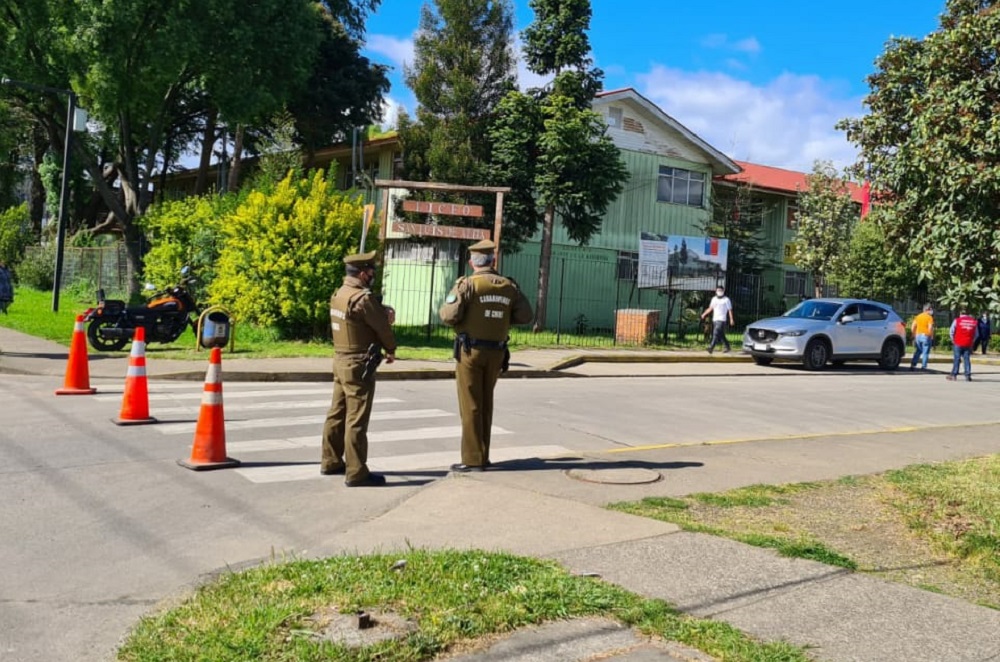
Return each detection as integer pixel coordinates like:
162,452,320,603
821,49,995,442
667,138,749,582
753,356,773,366
878,339,903,370
803,339,829,370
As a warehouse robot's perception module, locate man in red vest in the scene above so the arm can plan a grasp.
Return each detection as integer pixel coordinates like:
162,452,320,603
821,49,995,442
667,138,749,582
947,309,978,381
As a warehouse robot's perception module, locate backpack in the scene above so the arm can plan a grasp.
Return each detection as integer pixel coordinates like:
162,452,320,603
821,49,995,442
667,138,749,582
953,316,977,349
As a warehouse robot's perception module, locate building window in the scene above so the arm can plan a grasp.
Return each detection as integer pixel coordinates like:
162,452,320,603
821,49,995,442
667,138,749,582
657,166,704,207
786,203,799,230
608,106,623,128
392,152,403,179
784,271,807,297
617,250,638,281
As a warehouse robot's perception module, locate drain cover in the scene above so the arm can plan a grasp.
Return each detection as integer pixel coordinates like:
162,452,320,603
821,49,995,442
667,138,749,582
566,468,662,485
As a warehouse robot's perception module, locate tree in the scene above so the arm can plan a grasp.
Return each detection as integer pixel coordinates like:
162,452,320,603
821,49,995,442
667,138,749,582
833,216,922,303
838,0,1000,311
700,182,774,278
399,0,516,202
289,12,390,163
490,0,628,331
0,0,364,295
793,161,856,297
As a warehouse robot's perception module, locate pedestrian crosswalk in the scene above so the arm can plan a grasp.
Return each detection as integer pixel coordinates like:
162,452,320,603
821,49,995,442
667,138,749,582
126,383,571,484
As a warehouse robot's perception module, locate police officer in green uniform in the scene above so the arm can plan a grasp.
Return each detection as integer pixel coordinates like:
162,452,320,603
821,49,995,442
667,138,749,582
321,251,397,487
439,239,533,472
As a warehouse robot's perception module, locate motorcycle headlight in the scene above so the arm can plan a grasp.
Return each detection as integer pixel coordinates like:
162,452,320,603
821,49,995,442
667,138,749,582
781,330,807,337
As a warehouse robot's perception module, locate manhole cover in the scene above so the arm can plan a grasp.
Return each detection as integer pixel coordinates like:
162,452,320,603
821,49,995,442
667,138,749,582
565,468,662,485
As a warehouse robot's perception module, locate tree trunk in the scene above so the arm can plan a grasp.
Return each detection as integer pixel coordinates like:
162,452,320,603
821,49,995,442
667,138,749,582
194,109,217,195
533,203,555,332
29,128,47,239
227,124,245,192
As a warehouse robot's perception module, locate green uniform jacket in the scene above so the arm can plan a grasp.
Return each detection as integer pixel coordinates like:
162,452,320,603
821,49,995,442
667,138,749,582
439,269,533,340
330,276,397,354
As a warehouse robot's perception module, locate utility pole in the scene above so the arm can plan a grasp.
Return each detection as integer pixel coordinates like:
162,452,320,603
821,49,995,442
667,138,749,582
1,77,83,312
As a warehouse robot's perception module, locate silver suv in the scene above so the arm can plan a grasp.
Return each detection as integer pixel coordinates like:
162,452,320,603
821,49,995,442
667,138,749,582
743,298,907,370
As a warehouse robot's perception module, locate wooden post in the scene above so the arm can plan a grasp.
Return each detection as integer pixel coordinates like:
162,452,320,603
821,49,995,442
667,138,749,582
493,191,504,270
378,187,390,243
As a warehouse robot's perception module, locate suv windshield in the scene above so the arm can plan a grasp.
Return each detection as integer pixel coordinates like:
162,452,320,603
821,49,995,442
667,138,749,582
783,300,842,321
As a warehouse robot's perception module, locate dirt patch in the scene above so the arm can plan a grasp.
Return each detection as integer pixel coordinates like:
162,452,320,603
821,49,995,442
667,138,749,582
681,479,999,609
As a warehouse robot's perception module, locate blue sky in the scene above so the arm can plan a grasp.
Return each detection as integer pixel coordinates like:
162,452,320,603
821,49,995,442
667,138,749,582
362,0,946,173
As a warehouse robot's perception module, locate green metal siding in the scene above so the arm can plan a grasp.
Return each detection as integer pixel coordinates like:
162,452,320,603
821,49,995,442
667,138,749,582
548,151,713,249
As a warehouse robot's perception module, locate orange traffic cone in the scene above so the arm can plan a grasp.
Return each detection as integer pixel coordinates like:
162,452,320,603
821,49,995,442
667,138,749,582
112,326,157,425
55,315,97,395
178,347,239,470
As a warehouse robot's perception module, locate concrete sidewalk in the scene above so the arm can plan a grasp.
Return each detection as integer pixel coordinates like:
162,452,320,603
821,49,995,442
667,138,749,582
3,325,1000,661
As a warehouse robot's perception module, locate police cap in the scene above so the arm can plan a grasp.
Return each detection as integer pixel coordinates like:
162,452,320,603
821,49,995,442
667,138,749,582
468,239,496,253
344,251,377,268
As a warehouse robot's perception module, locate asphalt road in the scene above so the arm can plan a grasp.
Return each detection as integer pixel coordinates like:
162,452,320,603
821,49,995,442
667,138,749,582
2,365,1000,661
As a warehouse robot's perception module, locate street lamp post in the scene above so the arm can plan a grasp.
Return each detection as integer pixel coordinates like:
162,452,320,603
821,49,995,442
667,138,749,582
0,77,79,312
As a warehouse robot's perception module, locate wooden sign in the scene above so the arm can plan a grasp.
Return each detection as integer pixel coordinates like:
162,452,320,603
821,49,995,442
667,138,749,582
392,222,489,241
402,199,484,218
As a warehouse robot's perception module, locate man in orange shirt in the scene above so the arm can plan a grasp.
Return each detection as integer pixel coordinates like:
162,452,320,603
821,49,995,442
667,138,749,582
909,303,935,371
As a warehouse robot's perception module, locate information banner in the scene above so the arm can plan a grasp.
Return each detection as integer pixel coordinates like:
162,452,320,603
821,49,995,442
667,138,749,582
637,233,728,290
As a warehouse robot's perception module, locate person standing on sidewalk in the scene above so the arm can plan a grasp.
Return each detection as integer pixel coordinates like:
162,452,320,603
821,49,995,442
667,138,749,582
700,285,734,354
909,303,935,371
321,251,397,487
439,239,532,472
0,260,13,314
947,309,978,382
975,312,991,354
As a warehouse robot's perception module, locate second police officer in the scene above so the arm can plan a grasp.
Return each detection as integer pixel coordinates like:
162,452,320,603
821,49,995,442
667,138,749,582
321,251,397,487
439,239,533,472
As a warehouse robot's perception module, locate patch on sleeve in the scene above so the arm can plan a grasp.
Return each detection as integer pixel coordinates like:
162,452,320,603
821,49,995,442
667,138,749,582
445,293,458,304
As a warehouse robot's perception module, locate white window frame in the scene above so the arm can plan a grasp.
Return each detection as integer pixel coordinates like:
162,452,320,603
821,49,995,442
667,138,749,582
657,166,705,207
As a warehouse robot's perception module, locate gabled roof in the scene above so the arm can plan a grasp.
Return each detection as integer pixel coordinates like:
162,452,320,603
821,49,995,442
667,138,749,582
595,88,741,175
720,160,865,204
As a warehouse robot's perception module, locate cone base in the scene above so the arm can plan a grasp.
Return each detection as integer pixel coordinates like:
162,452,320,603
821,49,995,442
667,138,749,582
55,387,97,395
111,416,158,426
177,457,240,471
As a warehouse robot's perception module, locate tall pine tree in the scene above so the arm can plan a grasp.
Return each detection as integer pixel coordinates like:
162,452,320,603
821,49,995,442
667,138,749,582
490,0,627,331
399,0,516,199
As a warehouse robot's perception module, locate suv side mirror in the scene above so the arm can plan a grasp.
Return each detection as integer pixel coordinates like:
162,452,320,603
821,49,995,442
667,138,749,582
840,314,856,324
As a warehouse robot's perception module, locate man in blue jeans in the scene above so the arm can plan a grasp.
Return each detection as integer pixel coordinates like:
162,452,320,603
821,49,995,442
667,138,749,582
947,309,978,382
909,303,934,370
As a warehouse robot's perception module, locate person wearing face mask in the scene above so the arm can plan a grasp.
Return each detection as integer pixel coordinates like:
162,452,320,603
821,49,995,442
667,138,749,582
700,285,735,354
321,251,397,487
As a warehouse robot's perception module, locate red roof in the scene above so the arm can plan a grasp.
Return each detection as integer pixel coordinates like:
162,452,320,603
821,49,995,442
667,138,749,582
719,160,864,204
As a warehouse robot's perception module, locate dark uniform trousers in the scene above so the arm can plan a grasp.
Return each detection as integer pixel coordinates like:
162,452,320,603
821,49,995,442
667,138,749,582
322,352,376,483
456,346,505,466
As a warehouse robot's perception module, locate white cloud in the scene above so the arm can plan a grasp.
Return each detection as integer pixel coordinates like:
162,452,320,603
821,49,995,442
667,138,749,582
732,37,762,54
366,34,415,70
378,95,405,130
636,65,863,172
699,34,761,55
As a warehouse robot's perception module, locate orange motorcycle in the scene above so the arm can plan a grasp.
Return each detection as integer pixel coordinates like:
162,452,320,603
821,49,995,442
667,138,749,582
83,266,199,351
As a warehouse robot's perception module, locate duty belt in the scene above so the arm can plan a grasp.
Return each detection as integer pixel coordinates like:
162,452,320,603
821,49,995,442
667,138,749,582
470,337,506,350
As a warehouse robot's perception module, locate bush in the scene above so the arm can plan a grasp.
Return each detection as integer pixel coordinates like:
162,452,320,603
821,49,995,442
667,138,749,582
17,244,56,290
0,203,33,269
139,192,244,300
209,170,369,339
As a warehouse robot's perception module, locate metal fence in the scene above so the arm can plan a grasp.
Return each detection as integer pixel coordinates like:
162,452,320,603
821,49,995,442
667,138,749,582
24,243,133,294
381,241,778,348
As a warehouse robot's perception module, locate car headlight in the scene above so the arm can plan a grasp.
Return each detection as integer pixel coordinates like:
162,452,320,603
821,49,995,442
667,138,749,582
781,330,807,337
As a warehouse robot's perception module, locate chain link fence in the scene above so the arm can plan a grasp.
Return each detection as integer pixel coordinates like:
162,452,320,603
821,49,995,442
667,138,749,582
381,241,776,348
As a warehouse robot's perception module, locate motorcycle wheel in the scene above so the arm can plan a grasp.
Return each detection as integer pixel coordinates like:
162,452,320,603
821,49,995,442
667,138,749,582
87,319,130,352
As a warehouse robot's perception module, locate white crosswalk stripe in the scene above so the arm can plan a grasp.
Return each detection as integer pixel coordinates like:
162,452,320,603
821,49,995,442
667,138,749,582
93,389,399,403
156,410,457,434
234,445,574,484
146,383,557,485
